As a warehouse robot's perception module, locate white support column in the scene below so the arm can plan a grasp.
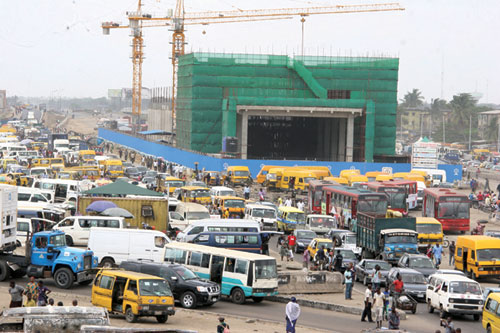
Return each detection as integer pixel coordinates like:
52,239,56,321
241,113,248,159
338,118,346,161
346,115,354,162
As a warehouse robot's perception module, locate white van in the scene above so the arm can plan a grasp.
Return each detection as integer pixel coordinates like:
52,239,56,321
175,219,261,242
17,187,50,203
209,186,235,202
16,217,56,246
29,167,52,178
305,214,336,234
88,228,170,267
426,274,483,320
244,203,277,230
53,216,126,246
32,179,92,203
169,202,210,231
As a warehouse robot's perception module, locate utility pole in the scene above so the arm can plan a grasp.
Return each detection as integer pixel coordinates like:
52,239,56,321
442,114,446,143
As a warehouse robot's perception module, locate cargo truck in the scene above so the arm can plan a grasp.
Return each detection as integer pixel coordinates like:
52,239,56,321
356,212,419,264
0,184,98,289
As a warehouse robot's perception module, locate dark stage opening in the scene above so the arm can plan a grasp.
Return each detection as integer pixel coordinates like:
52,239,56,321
247,116,347,161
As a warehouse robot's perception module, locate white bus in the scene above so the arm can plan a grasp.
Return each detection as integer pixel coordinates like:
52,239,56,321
164,242,278,304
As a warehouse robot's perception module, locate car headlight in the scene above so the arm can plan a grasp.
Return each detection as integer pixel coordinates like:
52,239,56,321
479,300,483,305
197,286,208,292
478,267,484,271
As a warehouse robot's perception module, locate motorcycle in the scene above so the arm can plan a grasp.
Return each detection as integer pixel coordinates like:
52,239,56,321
471,221,487,235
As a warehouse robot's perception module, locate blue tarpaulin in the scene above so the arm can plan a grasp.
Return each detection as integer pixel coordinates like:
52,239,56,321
138,130,172,135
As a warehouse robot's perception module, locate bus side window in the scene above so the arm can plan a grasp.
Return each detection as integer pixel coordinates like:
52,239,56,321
225,258,235,272
471,250,475,260
456,247,462,257
235,259,248,274
201,254,210,268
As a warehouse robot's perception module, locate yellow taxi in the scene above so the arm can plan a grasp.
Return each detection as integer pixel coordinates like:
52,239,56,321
306,238,334,258
416,217,444,252
179,186,211,205
92,269,175,323
213,196,246,218
483,292,500,333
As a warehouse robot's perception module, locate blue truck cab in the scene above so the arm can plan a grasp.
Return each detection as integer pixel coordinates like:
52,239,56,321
27,230,98,289
379,229,419,264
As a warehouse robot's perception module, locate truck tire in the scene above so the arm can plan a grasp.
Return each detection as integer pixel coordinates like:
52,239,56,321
0,261,11,281
65,235,74,246
125,307,138,323
54,267,74,289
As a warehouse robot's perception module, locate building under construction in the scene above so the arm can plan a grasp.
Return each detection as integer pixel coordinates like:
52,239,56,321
176,53,399,162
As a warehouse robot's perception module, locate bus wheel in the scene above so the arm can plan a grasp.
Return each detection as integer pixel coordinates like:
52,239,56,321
231,288,245,304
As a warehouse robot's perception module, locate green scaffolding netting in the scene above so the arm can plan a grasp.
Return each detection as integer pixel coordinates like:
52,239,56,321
176,52,399,158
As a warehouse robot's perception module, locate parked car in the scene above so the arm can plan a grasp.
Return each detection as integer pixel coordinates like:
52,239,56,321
136,166,149,177
124,167,140,179
397,253,436,279
293,229,317,253
355,259,392,286
120,261,220,309
387,267,427,301
434,269,465,276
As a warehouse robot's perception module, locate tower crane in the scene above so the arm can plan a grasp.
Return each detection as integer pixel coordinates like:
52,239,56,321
102,1,404,132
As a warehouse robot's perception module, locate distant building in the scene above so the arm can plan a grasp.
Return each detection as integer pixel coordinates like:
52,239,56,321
478,110,500,138
399,106,432,135
0,90,6,112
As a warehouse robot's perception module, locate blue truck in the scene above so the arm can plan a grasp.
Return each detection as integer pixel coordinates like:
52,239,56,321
0,230,98,289
356,213,418,264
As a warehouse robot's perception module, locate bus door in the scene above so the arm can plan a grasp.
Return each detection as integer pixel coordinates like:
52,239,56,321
210,255,225,284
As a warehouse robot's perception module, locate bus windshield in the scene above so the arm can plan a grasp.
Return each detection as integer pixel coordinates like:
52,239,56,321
50,234,66,247
287,212,306,223
252,208,276,218
383,188,406,209
234,171,249,177
166,181,184,188
438,202,469,219
108,165,122,171
449,281,481,295
139,279,173,297
477,248,500,261
385,234,417,244
417,223,442,234
309,216,335,228
225,200,245,208
255,259,277,279
191,189,210,198
357,197,388,216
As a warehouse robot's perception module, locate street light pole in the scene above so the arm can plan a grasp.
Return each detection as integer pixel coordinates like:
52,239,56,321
469,114,472,151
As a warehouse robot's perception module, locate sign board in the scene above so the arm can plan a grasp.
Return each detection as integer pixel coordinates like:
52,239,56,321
412,141,439,169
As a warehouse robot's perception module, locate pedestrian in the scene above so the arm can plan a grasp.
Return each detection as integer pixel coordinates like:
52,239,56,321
287,233,297,253
449,241,456,266
72,299,78,306
333,250,343,272
285,297,301,333
455,328,461,333
25,293,36,307
432,243,443,267
259,188,265,201
217,317,230,333
277,234,285,248
37,280,51,306
303,249,310,269
297,200,304,212
383,287,390,320
24,276,38,301
388,306,400,329
476,167,480,179
243,185,250,200
280,243,289,261
285,197,292,207
373,287,385,328
485,178,491,192
48,298,55,306
344,263,353,300
57,301,64,306
261,233,270,256
440,316,454,333
361,284,374,322
8,281,24,308
391,274,404,306
372,265,382,293
497,182,500,197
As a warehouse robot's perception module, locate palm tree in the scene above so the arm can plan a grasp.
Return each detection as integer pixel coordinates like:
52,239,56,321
449,93,478,142
400,89,424,108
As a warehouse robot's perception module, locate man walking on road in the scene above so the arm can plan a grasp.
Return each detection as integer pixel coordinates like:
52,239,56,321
432,243,443,267
286,297,301,333
373,288,385,329
344,263,354,300
8,281,24,308
361,284,374,322
449,241,456,266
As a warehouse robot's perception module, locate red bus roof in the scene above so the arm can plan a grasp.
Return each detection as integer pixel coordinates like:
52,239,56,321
423,187,468,199
309,179,338,188
323,185,387,200
366,182,406,191
380,179,417,186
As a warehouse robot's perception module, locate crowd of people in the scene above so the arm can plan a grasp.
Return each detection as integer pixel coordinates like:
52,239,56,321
8,277,79,308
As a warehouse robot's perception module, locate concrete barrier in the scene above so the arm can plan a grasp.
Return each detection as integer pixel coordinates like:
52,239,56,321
278,271,343,294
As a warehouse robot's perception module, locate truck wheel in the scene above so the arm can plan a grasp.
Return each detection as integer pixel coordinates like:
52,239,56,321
11,268,26,279
156,315,168,323
231,288,245,304
54,267,74,289
125,307,138,323
100,258,115,268
0,261,11,281
181,291,197,309
65,235,74,246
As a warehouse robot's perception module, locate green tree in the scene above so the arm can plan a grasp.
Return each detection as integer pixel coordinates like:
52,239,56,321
400,89,424,108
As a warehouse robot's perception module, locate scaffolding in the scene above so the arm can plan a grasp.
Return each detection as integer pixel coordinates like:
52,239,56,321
176,52,399,160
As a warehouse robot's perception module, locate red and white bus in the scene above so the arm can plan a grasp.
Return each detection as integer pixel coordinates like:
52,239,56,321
366,182,408,213
422,188,470,232
308,179,338,214
321,185,388,230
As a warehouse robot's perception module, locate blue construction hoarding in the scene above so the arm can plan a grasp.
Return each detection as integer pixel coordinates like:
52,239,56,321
98,129,462,182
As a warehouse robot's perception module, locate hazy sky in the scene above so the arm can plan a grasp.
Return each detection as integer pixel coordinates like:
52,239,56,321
0,0,499,103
